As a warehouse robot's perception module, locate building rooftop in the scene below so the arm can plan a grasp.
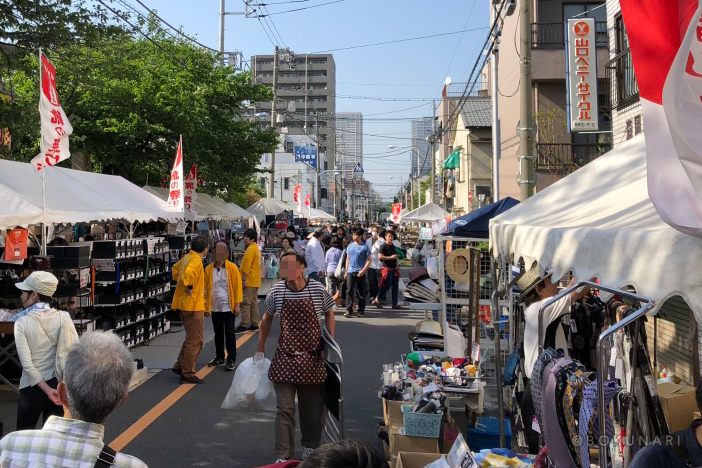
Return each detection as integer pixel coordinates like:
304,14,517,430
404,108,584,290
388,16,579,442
459,98,492,128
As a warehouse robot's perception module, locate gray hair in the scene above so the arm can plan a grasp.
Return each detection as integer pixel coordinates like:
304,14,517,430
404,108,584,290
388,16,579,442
63,331,134,424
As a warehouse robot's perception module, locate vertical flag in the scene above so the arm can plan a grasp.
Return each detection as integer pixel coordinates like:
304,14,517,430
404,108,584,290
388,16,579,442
167,136,184,211
391,203,402,224
620,0,702,237
293,184,302,215
1,128,10,148
32,51,73,171
184,164,197,219
305,193,311,218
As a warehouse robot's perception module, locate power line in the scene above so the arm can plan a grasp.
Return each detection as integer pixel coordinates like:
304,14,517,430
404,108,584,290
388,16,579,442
255,0,287,47
440,0,478,87
259,0,346,16
257,17,277,47
310,26,489,54
132,0,218,52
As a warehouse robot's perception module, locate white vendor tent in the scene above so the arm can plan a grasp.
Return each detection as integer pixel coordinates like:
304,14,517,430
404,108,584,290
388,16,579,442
0,160,180,230
489,135,702,316
286,203,336,222
247,198,290,219
143,186,251,222
402,202,450,223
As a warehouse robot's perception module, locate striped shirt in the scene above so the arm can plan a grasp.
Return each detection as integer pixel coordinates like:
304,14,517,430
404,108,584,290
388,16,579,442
265,279,334,321
0,416,148,468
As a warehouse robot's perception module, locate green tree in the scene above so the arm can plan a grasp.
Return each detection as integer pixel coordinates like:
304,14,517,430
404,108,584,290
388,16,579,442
1,30,278,203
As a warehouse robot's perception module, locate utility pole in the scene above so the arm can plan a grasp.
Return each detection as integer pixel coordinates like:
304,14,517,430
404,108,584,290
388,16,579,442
269,46,279,198
518,0,535,199
315,112,321,209
491,21,502,203
219,0,225,65
431,100,436,204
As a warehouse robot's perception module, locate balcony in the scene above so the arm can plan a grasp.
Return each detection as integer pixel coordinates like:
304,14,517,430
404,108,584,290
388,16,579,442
536,143,608,173
532,22,608,49
604,49,639,109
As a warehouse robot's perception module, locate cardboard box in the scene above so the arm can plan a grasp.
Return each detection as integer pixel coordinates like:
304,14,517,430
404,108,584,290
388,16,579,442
658,382,698,432
383,399,407,429
390,428,440,458
396,452,443,468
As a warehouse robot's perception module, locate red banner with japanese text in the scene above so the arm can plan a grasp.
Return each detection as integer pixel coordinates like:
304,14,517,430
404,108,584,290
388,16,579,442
391,203,402,224
184,164,197,219
32,51,73,171
167,137,184,211
293,184,302,214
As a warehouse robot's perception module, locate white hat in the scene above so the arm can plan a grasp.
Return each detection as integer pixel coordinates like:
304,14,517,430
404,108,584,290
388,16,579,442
15,271,59,297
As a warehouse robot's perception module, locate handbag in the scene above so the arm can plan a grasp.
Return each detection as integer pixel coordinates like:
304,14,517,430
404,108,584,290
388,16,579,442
30,310,78,381
334,250,347,279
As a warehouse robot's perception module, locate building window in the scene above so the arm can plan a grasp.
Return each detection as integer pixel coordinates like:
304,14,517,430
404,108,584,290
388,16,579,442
324,161,328,171
260,177,267,189
264,154,270,163
321,188,328,199
309,58,327,65
284,177,290,190
615,14,638,106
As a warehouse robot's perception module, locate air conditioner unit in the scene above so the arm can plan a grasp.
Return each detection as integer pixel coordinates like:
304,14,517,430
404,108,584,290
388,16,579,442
505,0,517,16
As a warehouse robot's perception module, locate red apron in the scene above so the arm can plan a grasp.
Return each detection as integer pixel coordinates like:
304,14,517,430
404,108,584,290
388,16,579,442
268,285,327,385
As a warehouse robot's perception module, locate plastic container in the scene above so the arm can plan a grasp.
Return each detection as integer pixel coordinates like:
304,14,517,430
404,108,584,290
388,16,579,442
466,417,512,452
401,405,443,438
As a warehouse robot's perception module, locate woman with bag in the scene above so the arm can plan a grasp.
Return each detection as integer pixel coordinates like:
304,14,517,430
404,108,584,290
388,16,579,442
257,251,336,463
325,236,343,302
13,271,79,430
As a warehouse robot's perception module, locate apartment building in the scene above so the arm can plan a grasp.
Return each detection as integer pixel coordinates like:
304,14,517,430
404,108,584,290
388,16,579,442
335,112,364,217
411,117,433,178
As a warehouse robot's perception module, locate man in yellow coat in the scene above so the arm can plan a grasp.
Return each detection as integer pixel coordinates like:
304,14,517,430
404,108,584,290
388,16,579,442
204,242,243,371
171,235,209,384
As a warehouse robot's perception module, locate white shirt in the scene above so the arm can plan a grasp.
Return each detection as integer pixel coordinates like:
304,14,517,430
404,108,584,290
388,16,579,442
523,295,571,379
369,238,384,270
212,265,231,312
305,237,325,274
14,308,74,389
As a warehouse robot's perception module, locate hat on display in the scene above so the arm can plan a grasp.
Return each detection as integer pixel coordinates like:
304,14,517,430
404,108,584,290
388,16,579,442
15,271,59,297
516,263,551,296
408,266,430,284
415,319,443,337
445,248,472,283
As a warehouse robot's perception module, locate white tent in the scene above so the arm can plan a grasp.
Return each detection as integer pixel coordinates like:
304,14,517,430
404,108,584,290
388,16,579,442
284,203,336,222
402,202,450,223
489,135,702,316
247,198,290,219
0,160,180,230
143,186,254,222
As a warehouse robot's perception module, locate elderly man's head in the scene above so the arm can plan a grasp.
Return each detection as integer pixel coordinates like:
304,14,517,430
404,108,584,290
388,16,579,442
214,242,229,265
57,331,134,424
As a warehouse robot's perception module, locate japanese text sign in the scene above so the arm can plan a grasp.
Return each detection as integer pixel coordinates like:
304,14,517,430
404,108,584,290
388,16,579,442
566,18,599,132
391,203,402,224
294,145,317,169
293,184,302,214
184,164,197,218
167,137,184,211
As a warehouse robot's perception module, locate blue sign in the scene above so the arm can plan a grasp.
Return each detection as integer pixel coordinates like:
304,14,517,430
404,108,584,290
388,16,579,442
294,145,317,169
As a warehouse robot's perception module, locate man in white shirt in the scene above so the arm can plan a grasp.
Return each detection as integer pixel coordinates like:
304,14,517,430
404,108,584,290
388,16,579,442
13,271,79,430
517,265,591,453
366,227,383,301
305,228,326,285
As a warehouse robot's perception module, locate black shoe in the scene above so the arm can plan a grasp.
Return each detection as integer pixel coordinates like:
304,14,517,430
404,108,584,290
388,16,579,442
249,324,259,331
234,326,249,334
358,310,365,317
171,367,182,376
344,311,355,318
226,360,236,371
393,305,406,310
208,358,225,367
180,375,204,384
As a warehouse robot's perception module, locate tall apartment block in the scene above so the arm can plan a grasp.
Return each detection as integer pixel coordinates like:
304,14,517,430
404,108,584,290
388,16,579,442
411,117,433,178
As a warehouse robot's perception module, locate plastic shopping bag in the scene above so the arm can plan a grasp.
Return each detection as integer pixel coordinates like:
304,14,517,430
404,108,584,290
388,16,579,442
221,354,277,412
267,256,280,279
398,278,407,293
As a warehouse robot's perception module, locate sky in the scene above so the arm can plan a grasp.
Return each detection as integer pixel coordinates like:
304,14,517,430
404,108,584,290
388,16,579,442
128,0,490,200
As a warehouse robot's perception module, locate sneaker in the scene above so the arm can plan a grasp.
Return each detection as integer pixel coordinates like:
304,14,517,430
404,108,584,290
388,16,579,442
180,375,204,384
302,446,315,460
372,299,383,309
275,459,289,464
358,310,365,317
344,311,354,318
249,324,259,331
171,367,182,376
208,358,225,367
226,360,236,371
234,326,249,334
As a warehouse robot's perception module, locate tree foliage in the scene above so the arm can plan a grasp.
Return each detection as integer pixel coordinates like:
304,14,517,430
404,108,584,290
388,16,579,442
1,24,278,203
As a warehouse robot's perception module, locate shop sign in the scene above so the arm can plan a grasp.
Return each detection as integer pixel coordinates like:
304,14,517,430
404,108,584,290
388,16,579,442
231,221,246,233
391,203,402,224
175,221,188,234
294,145,317,169
146,238,158,254
431,216,451,236
566,18,598,132
80,268,90,288
419,227,433,240
92,258,115,272
167,137,185,211
184,164,197,217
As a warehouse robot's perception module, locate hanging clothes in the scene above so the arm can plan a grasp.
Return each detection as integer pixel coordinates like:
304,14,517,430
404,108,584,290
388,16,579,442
531,348,564,428
578,379,621,468
541,358,580,468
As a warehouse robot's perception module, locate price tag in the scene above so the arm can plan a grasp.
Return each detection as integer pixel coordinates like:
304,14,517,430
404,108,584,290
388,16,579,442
609,347,617,367
570,319,578,333
146,238,157,255
471,343,481,362
80,268,90,288
532,416,541,434
175,221,188,234
92,259,115,272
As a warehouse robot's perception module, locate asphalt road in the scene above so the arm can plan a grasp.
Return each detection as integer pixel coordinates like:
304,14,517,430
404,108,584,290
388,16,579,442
99,305,421,468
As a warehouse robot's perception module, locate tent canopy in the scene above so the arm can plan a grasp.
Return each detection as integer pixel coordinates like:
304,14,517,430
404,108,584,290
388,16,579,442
446,197,519,238
247,198,290,219
403,203,450,223
489,135,702,315
284,203,336,222
143,186,249,222
0,160,180,230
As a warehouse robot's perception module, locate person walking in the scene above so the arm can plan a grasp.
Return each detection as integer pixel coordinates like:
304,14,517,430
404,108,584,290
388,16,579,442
204,242,243,371
237,229,262,333
366,227,382,300
305,228,326,285
372,230,404,310
171,235,209,384
13,271,79,430
257,251,336,463
325,236,343,298
344,227,371,318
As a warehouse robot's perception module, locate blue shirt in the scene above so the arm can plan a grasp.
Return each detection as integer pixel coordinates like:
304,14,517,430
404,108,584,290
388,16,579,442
325,247,343,274
10,302,52,322
346,242,371,273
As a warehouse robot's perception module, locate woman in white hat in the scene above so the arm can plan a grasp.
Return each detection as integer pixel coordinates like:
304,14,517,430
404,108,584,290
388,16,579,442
13,271,79,430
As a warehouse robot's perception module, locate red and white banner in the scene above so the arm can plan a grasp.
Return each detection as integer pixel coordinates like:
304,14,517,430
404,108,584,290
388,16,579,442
167,137,184,211
293,184,302,214
391,203,402,224
620,0,702,237
32,51,73,171
566,18,598,131
184,164,197,218
305,192,311,218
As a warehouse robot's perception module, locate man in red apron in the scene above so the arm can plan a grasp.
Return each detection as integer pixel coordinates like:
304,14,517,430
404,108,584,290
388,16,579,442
257,251,336,463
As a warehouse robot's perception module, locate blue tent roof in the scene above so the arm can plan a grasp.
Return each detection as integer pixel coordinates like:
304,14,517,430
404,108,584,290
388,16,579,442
446,197,520,238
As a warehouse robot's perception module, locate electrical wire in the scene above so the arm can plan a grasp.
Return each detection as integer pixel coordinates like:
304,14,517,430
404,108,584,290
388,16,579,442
255,0,288,47
258,0,346,16
257,17,277,47
440,0,478,84
132,0,218,52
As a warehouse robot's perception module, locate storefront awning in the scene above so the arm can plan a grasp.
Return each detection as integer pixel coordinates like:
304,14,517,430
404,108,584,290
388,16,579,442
489,135,702,316
442,147,461,170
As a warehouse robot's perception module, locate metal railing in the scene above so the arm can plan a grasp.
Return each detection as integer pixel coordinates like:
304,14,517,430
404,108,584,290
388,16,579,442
605,48,640,109
531,21,608,48
536,143,606,172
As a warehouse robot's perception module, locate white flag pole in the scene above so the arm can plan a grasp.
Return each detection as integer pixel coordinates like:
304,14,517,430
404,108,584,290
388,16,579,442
39,48,48,255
